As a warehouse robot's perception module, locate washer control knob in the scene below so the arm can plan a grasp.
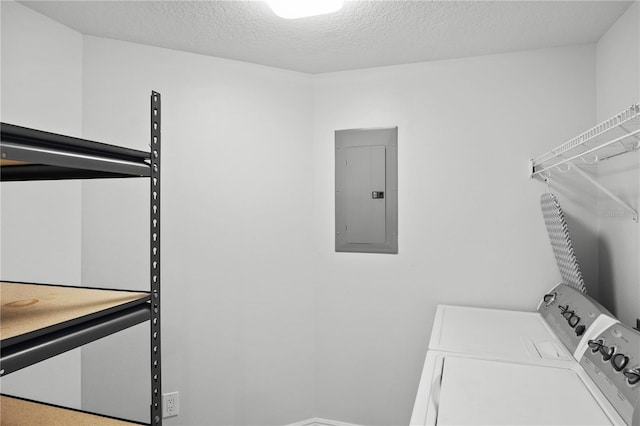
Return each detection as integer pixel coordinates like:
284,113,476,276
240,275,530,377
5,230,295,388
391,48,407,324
575,324,586,336
568,314,580,328
612,353,629,372
543,292,557,307
599,345,615,361
623,368,640,386
588,339,604,353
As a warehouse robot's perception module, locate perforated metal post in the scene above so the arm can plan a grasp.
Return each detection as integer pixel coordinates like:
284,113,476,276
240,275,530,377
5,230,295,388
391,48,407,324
150,91,162,425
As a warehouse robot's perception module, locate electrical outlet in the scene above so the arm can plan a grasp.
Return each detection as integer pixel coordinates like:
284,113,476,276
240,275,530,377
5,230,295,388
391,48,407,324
163,392,179,418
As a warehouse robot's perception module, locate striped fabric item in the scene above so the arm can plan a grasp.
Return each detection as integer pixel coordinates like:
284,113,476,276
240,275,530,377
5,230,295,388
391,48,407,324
540,193,587,294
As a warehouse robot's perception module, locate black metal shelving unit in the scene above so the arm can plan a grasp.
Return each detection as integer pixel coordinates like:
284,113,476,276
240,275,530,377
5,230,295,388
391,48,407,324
0,91,162,425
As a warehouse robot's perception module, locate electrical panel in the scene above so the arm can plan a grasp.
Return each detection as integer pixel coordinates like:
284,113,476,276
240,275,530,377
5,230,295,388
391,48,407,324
335,127,397,254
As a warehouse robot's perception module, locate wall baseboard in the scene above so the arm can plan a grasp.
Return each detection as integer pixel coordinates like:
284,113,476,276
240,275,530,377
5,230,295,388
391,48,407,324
285,418,363,426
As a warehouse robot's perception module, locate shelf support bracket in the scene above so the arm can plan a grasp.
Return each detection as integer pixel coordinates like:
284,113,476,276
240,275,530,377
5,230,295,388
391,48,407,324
569,162,638,223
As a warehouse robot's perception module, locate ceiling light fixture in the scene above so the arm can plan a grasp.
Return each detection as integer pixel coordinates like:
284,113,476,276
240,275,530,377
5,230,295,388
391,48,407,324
266,0,344,19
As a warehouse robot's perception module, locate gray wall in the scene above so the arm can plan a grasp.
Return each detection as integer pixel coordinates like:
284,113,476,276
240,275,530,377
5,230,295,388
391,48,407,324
78,39,598,425
596,2,640,327
0,0,83,408
79,36,316,425
311,45,598,424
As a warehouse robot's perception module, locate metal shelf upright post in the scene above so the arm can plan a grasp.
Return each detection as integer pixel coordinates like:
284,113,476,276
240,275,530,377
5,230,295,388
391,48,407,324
150,91,162,425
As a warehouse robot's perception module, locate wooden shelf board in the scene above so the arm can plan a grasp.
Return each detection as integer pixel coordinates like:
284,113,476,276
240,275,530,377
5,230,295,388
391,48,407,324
1,395,141,425
0,159,32,166
1,282,149,344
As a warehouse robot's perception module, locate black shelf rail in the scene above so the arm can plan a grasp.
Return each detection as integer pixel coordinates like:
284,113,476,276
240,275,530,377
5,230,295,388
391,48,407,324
1,123,151,180
1,303,150,376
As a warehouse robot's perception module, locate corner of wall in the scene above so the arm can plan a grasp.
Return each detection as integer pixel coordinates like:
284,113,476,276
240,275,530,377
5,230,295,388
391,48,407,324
594,1,640,323
0,0,84,409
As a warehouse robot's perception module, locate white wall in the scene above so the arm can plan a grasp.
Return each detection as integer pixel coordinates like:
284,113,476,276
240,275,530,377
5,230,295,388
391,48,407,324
596,2,640,327
80,36,316,424
0,4,617,424
311,45,597,424
0,1,83,408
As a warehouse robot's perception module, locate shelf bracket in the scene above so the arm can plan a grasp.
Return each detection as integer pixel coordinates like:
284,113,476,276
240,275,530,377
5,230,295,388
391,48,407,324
528,159,535,179
569,162,638,223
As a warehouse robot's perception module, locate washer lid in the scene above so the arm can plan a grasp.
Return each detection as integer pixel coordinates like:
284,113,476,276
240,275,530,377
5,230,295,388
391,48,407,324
437,356,613,425
429,305,571,361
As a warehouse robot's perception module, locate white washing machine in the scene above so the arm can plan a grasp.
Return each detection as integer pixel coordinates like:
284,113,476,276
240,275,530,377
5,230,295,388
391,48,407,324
410,285,640,425
428,284,618,363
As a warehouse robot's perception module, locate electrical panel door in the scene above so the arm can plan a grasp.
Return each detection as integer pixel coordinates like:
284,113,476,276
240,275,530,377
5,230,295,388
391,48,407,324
345,145,386,244
335,127,397,254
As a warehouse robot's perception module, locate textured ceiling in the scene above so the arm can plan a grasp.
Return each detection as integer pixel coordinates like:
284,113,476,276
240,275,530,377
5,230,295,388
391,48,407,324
19,0,633,74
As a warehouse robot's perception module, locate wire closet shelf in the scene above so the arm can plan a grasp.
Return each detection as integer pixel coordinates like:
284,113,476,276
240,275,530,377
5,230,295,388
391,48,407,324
530,103,640,179
529,103,640,223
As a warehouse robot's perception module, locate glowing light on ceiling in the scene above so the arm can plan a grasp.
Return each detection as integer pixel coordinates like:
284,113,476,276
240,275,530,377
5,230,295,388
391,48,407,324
266,0,344,19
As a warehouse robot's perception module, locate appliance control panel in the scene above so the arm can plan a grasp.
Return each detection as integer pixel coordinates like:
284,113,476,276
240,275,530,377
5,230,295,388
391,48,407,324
580,323,640,425
537,284,613,355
